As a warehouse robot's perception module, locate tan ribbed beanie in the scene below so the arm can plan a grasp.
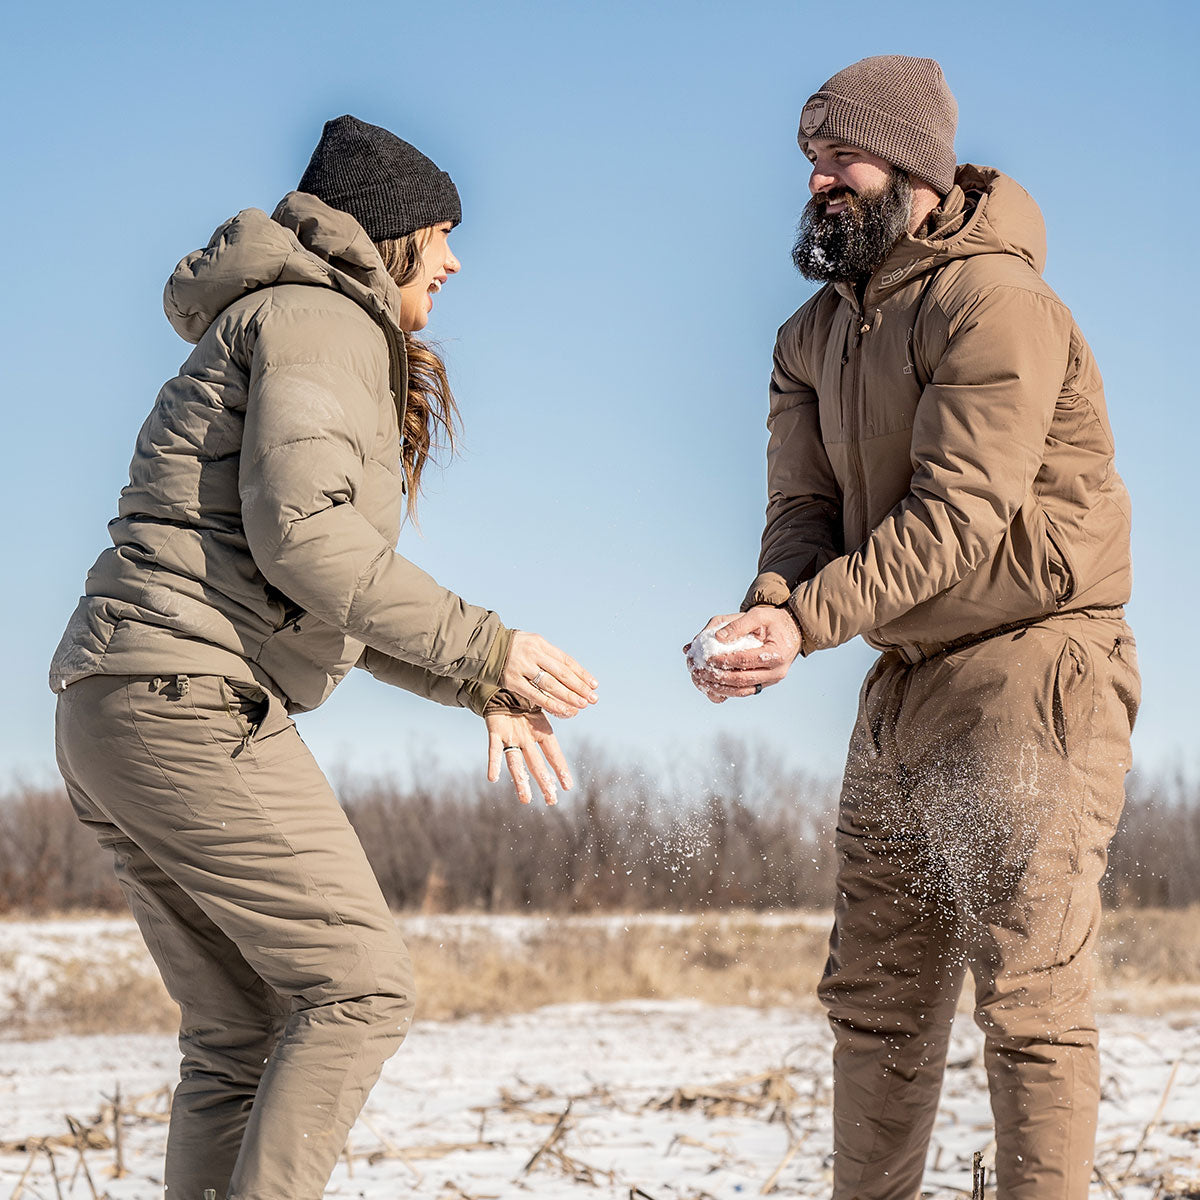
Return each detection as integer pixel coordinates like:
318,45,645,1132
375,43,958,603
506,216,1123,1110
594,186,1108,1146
798,56,958,195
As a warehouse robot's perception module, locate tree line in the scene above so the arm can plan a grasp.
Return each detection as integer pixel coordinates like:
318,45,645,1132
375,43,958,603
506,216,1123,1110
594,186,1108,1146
2,744,1196,914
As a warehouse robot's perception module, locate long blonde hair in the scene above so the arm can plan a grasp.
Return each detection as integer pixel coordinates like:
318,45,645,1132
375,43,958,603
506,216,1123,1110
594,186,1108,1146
374,232,460,516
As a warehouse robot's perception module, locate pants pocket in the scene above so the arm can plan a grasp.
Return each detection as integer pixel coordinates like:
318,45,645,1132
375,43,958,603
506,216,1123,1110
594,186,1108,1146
220,679,270,757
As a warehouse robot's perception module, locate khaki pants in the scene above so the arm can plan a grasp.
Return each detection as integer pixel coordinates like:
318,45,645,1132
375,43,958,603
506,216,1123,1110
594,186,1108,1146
55,674,415,1200
818,613,1139,1200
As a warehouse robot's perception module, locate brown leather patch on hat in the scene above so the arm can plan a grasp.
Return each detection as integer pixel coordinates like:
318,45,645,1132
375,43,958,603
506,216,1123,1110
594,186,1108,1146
799,97,828,137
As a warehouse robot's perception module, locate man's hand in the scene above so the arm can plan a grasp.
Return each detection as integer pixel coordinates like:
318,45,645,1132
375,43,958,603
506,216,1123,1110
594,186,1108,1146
684,606,802,702
485,710,574,805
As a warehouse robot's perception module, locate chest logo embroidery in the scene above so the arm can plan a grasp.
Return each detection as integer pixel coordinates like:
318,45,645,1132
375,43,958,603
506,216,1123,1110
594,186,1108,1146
880,261,916,287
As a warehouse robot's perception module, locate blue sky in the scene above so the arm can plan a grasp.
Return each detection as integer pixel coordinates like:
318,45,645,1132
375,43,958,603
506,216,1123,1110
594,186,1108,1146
4,0,1196,788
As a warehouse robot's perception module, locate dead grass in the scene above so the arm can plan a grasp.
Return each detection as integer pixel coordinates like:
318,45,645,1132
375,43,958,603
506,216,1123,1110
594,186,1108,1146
6,907,1200,1038
9,954,178,1039
1095,905,1200,1014
1098,905,1200,984
408,917,831,1021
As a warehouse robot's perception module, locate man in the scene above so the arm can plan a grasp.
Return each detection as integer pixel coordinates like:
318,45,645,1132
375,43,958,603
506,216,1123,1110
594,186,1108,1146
688,56,1139,1200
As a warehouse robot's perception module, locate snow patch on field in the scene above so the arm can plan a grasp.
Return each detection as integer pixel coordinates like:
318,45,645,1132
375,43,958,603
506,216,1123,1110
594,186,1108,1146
1,1003,1198,1198
2,916,1198,1197
0,911,835,1027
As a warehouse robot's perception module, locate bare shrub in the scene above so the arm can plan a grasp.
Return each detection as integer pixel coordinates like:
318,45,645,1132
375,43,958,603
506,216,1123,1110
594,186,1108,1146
6,746,1200,916
0,785,122,914
1104,770,1200,908
340,741,839,913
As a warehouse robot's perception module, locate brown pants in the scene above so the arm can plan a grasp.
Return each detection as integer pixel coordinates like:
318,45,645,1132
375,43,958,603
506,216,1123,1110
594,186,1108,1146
818,613,1139,1200
55,674,415,1200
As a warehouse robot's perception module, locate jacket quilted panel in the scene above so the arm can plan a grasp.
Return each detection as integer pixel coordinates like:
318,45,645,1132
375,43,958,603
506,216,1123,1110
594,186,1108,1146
51,193,509,713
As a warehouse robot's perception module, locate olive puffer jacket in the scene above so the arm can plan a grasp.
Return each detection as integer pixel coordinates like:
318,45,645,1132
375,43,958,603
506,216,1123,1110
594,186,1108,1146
50,192,511,714
743,165,1132,659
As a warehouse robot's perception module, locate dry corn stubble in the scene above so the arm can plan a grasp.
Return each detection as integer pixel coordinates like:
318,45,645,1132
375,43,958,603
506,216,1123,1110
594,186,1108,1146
5,907,1200,1037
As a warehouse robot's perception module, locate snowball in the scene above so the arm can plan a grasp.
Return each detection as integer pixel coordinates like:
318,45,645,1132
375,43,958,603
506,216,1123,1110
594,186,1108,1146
687,622,764,670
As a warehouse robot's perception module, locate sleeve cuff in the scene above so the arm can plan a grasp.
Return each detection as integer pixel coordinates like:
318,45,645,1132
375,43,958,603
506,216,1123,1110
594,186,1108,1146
740,571,794,612
481,688,541,717
784,592,820,657
458,623,515,716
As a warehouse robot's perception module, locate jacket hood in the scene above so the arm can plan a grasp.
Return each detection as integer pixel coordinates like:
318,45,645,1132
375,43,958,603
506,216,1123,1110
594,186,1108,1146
164,191,406,343
861,165,1048,306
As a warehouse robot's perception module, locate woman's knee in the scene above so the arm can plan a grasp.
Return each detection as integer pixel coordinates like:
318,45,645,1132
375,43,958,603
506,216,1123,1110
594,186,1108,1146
179,1005,287,1090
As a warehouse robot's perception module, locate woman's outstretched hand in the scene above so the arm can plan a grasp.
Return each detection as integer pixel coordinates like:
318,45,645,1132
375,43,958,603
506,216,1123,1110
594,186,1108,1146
502,632,598,719
485,711,574,805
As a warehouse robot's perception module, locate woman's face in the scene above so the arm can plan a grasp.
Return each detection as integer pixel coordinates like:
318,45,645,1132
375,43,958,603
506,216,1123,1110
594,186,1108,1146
396,222,460,332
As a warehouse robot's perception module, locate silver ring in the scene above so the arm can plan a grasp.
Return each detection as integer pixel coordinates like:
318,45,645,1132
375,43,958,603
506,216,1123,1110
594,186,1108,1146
502,745,520,753
531,669,547,690
754,684,763,695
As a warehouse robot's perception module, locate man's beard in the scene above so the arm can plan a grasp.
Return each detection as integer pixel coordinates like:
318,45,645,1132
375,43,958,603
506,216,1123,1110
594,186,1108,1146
791,170,913,283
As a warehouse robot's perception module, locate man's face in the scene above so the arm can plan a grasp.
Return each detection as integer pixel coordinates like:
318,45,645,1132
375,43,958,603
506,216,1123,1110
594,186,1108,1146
792,138,913,284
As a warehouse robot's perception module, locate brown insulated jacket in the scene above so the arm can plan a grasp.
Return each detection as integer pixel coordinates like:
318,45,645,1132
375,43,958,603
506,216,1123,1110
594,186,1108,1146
50,193,511,714
743,165,1132,659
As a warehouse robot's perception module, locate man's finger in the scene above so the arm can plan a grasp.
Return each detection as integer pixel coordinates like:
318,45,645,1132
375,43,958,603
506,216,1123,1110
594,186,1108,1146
703,680,764,700
487,734,502,782
704,645,781,672
695,664,786,689
714,612,762,643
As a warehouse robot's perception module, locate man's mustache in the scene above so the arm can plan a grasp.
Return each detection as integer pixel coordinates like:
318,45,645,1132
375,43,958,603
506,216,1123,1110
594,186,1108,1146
813,186,859,210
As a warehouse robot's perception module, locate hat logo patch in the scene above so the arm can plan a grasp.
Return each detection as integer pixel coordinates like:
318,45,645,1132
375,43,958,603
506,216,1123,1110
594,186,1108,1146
800,98,828,136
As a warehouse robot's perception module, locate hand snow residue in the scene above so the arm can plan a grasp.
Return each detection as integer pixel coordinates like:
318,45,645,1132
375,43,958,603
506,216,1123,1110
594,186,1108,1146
687,622,763,670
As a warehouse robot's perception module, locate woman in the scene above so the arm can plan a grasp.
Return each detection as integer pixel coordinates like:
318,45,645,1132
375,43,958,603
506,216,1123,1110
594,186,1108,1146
50,115,597,1200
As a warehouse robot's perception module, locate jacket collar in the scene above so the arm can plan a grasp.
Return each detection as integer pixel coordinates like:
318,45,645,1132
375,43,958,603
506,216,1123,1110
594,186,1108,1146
831,164,1048,312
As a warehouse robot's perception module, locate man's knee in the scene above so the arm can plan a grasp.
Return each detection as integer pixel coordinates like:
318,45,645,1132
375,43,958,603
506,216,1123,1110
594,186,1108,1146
974,974,1097,1050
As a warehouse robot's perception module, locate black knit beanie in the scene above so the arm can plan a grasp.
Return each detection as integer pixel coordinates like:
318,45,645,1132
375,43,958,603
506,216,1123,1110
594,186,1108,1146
298,114,461,240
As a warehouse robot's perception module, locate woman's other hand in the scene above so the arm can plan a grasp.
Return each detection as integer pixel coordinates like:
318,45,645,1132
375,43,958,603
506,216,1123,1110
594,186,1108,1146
502,632,598,719
485,711,574,805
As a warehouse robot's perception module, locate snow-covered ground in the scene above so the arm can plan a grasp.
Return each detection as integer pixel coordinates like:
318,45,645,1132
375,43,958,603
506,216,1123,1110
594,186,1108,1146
2,918,1198,1199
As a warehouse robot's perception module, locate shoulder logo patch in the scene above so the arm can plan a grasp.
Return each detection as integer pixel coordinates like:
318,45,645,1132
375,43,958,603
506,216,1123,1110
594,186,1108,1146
799,98,828,137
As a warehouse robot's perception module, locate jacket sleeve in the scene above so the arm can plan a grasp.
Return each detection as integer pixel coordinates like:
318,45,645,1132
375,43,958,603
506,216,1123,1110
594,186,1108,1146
240,292,508,693
789,284,1071,652
357,644,516,715
741,328,842,610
